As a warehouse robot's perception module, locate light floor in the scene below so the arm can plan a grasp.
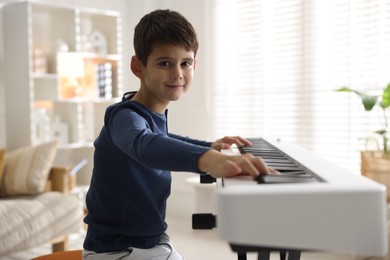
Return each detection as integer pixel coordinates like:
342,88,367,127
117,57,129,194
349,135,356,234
0,214,384,260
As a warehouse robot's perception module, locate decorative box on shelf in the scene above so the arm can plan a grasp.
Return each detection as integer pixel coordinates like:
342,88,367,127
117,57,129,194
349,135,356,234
361,151,390,202
57,52,118,100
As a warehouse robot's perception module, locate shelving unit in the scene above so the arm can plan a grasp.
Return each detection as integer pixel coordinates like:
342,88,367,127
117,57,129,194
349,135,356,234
3,0,122,185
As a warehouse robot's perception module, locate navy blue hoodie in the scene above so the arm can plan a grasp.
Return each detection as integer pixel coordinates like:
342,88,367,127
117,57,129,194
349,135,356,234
83,92,211,253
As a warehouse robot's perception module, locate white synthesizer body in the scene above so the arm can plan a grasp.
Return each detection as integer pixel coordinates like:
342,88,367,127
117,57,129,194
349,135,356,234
217,138,388,256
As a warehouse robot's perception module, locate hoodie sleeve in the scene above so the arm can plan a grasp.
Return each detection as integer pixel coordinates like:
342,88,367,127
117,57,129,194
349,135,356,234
168,133,213,147
106,108,211,173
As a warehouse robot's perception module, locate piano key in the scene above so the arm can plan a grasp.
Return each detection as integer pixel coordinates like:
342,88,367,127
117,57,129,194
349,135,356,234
267,165,302,171
262,158,293,163
242,146,275,151
278,170,307,175
256,174,317,184
250,153,286,159
264,161,296,166
237,139,318,181
246,153,284,158
241,147,281,153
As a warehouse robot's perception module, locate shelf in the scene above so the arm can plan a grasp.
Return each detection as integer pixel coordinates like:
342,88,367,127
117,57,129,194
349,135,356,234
34,76,58,101
32,73,58,79
3,1,122,176
73,52,121,60
31,3,77,73
77,10,120,54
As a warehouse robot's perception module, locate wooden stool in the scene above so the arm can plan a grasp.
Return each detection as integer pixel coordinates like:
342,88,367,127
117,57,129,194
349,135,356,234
31,249,82,260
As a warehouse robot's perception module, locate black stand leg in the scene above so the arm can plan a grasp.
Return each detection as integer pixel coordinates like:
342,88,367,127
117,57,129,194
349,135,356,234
237,253,247,260
230,244,302,260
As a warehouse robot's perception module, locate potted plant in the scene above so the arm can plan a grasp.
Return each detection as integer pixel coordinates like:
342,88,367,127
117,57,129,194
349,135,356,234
337,84,390,201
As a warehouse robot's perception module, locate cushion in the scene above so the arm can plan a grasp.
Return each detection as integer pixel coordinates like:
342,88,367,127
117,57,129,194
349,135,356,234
0,149,5,185
1,141,57,196
0,192,82,255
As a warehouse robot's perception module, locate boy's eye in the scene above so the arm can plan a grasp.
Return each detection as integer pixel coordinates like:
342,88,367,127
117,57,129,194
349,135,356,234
158,61,171,67
181,61,192,67
157,60,193,68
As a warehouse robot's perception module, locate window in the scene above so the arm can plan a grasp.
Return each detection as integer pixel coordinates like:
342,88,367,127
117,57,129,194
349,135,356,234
210,0,390,172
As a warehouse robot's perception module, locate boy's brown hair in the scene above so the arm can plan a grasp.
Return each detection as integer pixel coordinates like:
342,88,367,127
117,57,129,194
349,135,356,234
133,9,199,66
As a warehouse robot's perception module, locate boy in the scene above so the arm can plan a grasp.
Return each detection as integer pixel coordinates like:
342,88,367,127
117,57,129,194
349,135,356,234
83,9,274,260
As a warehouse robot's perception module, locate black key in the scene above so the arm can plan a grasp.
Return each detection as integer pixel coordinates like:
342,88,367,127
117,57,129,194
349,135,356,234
272,165,302,171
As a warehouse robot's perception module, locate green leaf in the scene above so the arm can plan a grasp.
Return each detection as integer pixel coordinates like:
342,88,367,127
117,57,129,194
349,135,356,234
361,94,378,111
336,87,378,111
336,87,357,93
375,129,387,135
380,83,390,109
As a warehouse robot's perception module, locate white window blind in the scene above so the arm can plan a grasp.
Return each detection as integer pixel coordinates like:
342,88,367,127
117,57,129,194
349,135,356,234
210,0,390,172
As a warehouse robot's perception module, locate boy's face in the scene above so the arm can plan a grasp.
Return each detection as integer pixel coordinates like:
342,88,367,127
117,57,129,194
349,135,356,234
135,44,196,111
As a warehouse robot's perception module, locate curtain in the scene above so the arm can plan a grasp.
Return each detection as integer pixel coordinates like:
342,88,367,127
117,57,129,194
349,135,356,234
210,0,390,172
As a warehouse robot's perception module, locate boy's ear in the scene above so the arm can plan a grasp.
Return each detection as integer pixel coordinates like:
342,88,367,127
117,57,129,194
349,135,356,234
130,56,144,78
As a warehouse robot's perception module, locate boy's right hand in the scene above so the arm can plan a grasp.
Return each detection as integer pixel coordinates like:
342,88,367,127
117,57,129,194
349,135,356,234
198,149,277,179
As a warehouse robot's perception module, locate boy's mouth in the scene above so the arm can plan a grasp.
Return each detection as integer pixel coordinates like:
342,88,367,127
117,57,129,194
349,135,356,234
165,84,184,88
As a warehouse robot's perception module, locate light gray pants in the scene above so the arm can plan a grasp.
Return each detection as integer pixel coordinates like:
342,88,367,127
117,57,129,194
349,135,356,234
82,233,184,260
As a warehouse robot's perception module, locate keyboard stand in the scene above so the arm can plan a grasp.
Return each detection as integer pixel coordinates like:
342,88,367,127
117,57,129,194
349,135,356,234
230,244,301,260
192,174,302,260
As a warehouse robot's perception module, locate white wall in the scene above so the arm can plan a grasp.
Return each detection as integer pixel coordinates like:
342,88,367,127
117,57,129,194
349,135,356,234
0,0,214,218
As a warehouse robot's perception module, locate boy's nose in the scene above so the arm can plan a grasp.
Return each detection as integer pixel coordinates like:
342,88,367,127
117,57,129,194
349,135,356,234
171,67,183,80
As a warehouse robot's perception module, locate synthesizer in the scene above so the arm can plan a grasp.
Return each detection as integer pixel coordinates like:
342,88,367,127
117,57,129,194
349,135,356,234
194,137,388,260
